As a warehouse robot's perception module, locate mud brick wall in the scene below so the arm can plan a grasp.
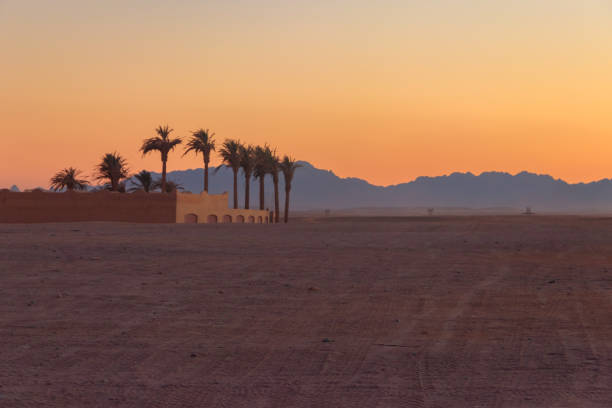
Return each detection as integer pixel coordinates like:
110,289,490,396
0,191,176,223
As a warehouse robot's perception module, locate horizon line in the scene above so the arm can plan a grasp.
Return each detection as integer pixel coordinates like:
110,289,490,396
5,162,612,190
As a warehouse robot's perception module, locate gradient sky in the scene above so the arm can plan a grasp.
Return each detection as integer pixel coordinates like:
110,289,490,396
1,0,611,188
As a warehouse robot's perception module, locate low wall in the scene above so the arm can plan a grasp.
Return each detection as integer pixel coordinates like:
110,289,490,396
0,191,176,223
176,192,270,224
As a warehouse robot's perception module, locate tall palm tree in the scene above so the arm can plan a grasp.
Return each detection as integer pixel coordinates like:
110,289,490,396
239,144,255,209
49,167,88,191
265,148,281,223
254,145,271,210
140,125,182,193
183,128,216,193
95,152,129,192
216,139,242,209
129,170,153,192
279,156,301,223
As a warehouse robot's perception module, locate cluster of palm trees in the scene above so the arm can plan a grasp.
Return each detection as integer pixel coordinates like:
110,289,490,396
49,125,301,223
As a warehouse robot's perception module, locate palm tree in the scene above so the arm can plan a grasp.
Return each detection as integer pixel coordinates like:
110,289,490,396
129,170,153,192
140,125,182,193
49,167,88,191
183,128,216,193
279,156,301,223
95,152,129,192
152,179,183,193
216,139,242,209
253,145,271,210
239,144,255,209
265,148,281,223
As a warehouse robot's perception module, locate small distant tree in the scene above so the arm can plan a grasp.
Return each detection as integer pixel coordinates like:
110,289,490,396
95,153,129,192
140,125,182,193
279,156,301,223
153,179,183,193
49,167,88,191
183,128,216,192
129,170,154,192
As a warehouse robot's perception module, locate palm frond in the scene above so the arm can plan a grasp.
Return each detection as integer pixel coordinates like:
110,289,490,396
216,139,242,172
94,152,129,191
49,167,88,191
128,170,153,192
152,178,184,193
141,125,182,157
279,156,302,189
183,128,216,159
239,144,256,177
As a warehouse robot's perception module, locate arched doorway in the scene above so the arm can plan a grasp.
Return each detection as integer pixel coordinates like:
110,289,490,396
247,216,255,224
222,215,232,223
184,213,198,224
207,214,218,224
257,216,263,224
236,215,245,223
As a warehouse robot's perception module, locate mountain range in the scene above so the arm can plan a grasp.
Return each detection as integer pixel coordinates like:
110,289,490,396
6,162,612,213
158,162,612,213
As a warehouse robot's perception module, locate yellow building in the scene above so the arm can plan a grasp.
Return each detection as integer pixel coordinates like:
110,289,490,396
176,191,270,224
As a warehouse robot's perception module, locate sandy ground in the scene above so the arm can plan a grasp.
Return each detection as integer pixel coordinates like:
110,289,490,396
2,216,612,407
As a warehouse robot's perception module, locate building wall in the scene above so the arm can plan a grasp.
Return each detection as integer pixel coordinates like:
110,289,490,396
176,192,270,224
0,190,270,224
0,191,176,223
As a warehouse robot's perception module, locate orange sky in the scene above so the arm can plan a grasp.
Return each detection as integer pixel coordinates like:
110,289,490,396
1,1,611,188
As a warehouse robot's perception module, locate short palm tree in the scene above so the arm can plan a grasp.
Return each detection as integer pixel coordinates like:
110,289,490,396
140,125,182,193
216,139,242,209
152,179,183,193
49,167,88,191
183,128,216,193
253,145,271,210
279,156,301,223
129,170,153,192
239,144,255,209
95,152,129,192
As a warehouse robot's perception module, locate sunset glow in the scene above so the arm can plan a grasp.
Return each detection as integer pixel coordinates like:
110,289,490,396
1,0,611,188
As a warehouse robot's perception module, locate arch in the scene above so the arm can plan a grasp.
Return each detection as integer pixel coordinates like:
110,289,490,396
236,215,245,223
222,215,232,223
257,216,263,224
207,214,218,224
184,213,198,224
265,217,269,224
247,215,255,224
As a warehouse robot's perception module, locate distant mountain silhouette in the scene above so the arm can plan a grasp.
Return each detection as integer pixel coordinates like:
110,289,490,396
5,164,611,212
142,162,612,212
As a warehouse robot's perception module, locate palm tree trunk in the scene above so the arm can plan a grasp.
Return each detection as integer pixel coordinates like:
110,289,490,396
273,177,280,223
161,160,167,193
203,160,209,193
284,188,290,223
244,174,250,209
233,168,238,209
259,176,265,210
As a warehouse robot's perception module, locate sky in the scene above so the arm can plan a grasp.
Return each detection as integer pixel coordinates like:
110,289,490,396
1,0,611,188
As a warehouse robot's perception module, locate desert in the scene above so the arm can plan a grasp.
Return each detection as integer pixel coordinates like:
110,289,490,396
2,215,612,407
